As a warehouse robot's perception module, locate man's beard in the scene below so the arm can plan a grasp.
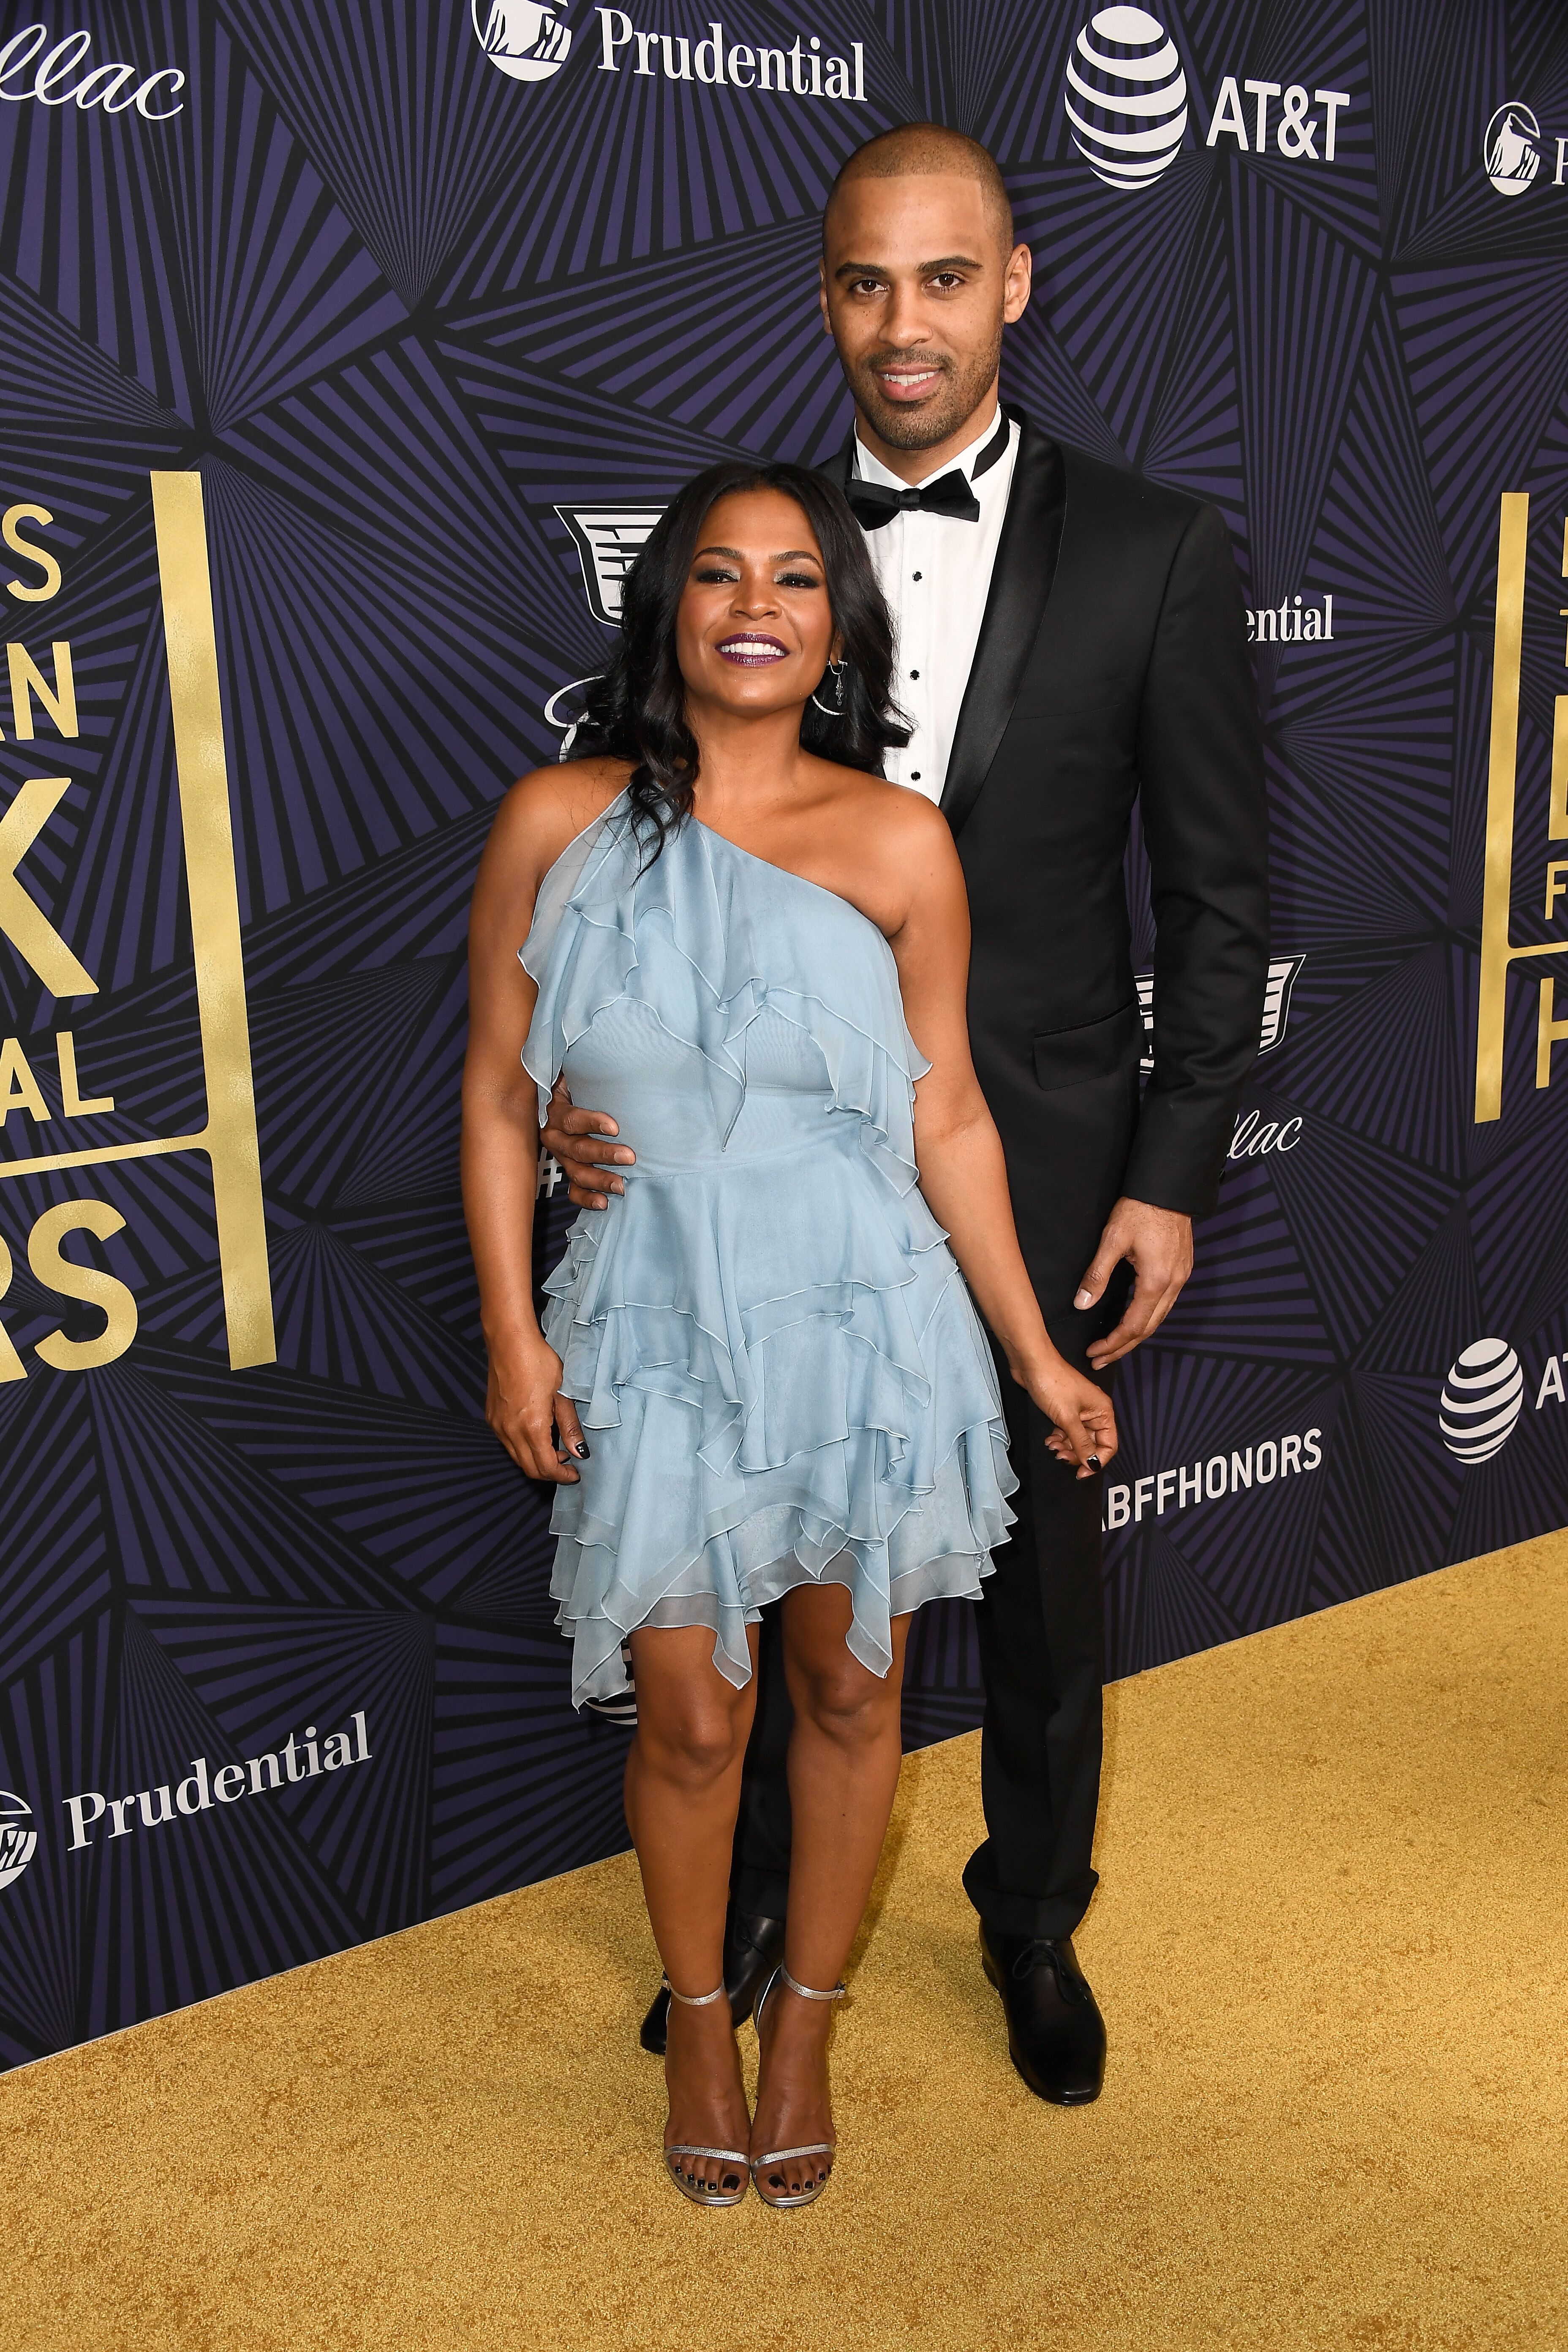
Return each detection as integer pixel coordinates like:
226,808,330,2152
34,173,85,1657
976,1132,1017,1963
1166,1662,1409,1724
850,333,1003,451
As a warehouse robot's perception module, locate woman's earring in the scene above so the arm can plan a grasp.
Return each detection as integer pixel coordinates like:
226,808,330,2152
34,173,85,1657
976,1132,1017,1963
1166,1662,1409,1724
810,658,847,718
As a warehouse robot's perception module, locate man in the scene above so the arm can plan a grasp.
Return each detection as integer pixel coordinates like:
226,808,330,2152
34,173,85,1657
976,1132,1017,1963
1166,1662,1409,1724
545,124,1267,2104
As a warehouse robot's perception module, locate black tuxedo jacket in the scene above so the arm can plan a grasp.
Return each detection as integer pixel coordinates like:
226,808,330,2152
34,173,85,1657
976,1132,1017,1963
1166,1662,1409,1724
822,414,1268,1316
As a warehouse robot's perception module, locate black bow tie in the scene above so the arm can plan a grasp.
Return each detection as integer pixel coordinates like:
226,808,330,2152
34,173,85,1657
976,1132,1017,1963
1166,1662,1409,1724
844,470,980,528
843,406,1012,529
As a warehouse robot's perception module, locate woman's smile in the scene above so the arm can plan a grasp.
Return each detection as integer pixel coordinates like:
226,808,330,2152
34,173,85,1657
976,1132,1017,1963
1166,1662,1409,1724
715,632,790,665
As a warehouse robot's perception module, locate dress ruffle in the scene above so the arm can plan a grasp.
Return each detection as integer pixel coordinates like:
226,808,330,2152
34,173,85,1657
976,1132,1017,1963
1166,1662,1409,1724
523,798,931,1193
521,797,1017,1708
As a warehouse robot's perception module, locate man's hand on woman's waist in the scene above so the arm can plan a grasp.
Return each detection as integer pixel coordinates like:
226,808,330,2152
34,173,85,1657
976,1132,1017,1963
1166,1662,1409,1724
540,1077,636,1210
541,1085,1193,1373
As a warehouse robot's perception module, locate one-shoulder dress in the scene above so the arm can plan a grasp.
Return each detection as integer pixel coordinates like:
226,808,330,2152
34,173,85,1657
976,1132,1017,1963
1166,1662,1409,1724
521,793,1018,1709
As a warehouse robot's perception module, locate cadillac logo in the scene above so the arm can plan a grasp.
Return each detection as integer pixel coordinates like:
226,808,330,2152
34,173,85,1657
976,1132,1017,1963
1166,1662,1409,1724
1137,953,1303,1075
557,504,665,624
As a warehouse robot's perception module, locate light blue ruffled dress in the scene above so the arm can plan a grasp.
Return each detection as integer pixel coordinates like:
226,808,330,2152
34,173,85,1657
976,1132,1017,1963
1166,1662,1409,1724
521,792,1017,1709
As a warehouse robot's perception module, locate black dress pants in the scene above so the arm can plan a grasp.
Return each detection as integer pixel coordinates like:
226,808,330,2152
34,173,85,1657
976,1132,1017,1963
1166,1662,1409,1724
730,1598,792,1918
959,1330,1106,1938
728,1316,1116,1941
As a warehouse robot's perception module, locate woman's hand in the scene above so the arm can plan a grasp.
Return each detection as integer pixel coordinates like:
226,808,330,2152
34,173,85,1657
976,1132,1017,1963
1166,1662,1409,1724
485,1335,588,1482
1021,1357,1118,1480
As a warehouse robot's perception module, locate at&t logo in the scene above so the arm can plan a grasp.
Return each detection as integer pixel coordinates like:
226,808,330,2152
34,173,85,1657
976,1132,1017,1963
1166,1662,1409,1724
1441,1335,1568,1461
1440,1339,1524,1464
473,0,573,80
1482,104,1568,197
1065,8,1187,192
1069,12,1356,192
0,1791,36,1890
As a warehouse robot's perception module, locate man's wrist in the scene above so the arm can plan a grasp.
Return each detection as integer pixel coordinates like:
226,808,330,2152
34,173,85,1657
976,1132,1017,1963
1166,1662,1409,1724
1109,1195,1193,1247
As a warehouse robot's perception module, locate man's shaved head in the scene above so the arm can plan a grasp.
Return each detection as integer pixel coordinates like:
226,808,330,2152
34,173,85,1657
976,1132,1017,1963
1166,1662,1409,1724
826,123,1015,255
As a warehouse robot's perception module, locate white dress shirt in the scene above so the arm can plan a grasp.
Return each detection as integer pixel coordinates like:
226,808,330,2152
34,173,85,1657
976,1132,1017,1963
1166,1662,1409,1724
852,408,1019,805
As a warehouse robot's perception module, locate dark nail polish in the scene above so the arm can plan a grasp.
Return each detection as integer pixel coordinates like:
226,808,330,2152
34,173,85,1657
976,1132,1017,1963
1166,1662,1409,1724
574,1442,591,1459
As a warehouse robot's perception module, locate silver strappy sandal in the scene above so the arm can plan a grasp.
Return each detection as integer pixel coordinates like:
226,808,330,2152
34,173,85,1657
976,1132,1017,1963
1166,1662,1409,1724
749,1963,846,2209
660,1978,750,2208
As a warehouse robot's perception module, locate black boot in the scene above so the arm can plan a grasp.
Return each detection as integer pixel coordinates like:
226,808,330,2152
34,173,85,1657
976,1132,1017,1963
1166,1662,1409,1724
979,1925,1106,2104
640,1907,787,2056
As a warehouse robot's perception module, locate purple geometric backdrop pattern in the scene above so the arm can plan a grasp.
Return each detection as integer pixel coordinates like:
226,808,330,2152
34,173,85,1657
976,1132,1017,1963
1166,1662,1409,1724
2,0,1566,2062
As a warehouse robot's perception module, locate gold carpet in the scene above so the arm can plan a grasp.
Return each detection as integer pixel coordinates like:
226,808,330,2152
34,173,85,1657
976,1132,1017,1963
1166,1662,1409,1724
8,1537,1568,2352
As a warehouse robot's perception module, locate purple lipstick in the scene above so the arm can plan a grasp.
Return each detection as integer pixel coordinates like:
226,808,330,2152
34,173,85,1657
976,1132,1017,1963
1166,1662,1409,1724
716,633,789,665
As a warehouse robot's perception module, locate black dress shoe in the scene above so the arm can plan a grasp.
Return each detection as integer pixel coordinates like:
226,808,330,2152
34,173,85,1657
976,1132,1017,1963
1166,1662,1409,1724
640,1908,787,2056
979,1925,1107,2104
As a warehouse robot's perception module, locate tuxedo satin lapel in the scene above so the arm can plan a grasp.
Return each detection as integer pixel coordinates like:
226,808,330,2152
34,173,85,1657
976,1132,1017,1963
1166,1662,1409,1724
819,434,854,492
940,422,1066,838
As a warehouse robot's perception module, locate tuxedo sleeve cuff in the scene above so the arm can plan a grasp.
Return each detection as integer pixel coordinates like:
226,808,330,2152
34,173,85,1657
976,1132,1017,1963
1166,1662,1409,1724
1119,1099,1236,1221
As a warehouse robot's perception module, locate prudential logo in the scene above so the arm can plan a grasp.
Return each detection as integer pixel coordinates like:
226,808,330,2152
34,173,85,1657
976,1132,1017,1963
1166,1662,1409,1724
1064,7,1187,191
1484,104,1539,196
472,0,573,80
0,1791,37,1891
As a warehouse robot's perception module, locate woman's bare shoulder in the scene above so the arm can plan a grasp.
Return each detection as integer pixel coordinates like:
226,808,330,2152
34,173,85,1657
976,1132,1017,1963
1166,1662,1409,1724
487,757,634,882
797,760,964,934
806,757,945,837
832,768,959,873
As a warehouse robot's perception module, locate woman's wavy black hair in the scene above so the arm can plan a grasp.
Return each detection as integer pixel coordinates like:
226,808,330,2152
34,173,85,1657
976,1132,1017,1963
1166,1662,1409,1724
569,460,908,855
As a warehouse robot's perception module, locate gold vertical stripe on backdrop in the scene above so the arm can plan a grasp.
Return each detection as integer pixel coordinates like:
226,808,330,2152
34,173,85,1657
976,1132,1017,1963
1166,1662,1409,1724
1550,697,1568,840
150,471,276,1368
1475,493,1531,1124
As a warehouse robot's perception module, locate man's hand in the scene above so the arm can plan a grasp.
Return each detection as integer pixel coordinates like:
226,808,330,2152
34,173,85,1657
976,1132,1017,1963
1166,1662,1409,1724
539,1076,634,1210
1075,1197,1193,1370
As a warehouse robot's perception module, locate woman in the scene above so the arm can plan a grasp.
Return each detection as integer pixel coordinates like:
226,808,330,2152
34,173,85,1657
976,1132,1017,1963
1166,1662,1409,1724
462,460,1116,2210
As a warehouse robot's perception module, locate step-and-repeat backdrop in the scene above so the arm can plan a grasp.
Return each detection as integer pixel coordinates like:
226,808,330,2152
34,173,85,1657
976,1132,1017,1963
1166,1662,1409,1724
2,0,1565,2061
